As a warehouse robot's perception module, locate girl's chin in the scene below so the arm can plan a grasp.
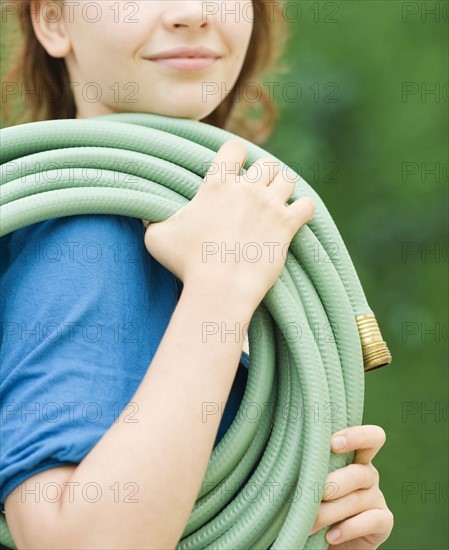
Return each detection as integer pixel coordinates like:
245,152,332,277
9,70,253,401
145,106,216,121
74,104,216,121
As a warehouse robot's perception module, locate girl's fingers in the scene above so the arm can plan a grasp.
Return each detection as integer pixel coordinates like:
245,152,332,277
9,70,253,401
311,486,384,534
267,168,299,204
286,196,316,230
244,156,280,186
325,508,395,547
205,138,248,183
322,463,379,501
244,159,298,206
330,425,387,465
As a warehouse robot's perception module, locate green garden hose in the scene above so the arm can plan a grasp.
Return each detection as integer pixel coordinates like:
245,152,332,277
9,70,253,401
0,112,392,550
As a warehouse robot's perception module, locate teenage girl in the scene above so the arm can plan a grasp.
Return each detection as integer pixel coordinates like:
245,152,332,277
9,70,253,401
1,1,393,548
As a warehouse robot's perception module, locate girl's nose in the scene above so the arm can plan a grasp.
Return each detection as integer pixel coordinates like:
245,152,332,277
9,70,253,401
162,1,209,31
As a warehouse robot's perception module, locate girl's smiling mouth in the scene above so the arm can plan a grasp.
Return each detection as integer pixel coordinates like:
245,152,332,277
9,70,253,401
144,45,223,72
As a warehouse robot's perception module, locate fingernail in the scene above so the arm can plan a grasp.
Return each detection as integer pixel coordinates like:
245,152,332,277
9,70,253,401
331,435,347,450
327,528,341,543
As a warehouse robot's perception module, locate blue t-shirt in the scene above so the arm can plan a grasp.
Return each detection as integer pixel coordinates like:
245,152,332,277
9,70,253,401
0,214,249,513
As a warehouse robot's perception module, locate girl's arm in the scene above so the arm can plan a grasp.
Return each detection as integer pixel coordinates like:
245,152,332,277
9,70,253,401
6,278,255,549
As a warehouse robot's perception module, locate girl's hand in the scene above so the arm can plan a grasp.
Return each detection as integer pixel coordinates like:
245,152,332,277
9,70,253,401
309,425,394,549
144,139,315,310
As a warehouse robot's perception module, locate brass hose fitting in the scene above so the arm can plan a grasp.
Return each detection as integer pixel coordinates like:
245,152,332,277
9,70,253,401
356,313,392,372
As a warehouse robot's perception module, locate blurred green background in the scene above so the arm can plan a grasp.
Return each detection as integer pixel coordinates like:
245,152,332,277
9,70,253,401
263,1,447,548
1,0,447,548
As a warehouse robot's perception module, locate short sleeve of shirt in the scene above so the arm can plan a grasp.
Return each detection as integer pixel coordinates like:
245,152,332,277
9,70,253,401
0,214,248,513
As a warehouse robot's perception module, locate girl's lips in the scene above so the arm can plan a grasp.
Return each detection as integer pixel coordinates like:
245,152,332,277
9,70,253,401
147,57,218,72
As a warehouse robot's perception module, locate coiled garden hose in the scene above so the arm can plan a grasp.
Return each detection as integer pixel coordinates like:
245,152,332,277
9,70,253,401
0,113,392,550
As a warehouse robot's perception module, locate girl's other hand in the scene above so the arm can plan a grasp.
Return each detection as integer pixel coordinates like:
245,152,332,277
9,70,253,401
309,425,394,549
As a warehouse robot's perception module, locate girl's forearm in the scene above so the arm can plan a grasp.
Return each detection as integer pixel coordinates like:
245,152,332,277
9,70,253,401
59,280,255,549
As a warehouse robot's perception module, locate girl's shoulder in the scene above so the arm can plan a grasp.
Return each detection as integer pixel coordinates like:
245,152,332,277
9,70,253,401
6,213,144,243
2,214,146,270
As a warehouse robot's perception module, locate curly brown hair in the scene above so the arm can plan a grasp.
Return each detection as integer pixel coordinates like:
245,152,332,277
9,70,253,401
1,0,290,143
